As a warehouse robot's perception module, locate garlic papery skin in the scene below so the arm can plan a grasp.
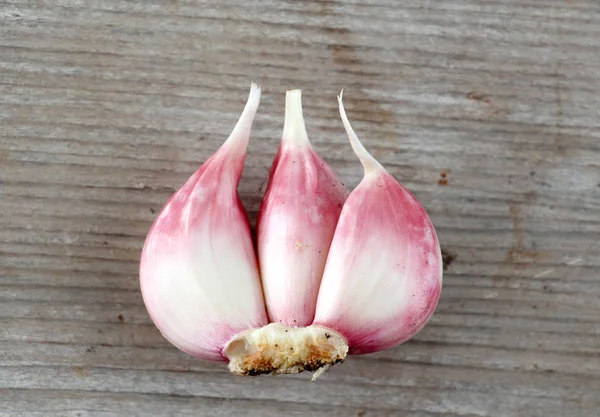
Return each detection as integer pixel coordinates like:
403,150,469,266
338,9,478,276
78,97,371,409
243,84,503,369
313,92,443,355
223,323,348,381
139,83,268,362
256,89,349,326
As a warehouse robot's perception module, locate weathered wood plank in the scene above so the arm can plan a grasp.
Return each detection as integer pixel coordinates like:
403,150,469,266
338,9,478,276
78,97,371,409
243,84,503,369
1,0,599,416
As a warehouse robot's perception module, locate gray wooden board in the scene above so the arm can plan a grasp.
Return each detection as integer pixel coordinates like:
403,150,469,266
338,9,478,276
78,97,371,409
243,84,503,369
1,0,599,416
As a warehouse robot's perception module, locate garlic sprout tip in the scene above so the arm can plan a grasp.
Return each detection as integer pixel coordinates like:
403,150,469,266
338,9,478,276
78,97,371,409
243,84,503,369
223,82,262,153
282,88,310,147
337,93,381,175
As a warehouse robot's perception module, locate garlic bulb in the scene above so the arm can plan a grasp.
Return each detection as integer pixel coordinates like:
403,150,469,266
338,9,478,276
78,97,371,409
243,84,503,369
140,84,443,380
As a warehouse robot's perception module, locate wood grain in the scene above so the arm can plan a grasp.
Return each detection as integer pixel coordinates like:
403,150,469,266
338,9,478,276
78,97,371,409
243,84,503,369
1,0,599,416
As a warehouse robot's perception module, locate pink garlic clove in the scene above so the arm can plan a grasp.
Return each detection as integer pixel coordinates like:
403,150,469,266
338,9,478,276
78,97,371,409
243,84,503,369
139,83,268,361
257,89,349,326
313,91,443,355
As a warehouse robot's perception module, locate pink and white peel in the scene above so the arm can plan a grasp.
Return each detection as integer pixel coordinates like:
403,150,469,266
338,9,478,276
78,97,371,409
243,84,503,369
139,83,268,361
312,92,443,355
257,89,349,327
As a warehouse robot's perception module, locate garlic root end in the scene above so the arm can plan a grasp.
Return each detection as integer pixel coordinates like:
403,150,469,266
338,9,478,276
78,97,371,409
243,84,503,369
223,323,348,379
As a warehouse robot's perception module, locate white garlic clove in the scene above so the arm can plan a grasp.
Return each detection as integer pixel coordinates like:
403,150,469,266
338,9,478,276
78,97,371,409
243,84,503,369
313,91,443,355
140,83,268,361
257,89,349,327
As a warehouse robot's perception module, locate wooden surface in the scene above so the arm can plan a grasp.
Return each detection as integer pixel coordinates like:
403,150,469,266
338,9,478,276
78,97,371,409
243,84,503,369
1,1,600,416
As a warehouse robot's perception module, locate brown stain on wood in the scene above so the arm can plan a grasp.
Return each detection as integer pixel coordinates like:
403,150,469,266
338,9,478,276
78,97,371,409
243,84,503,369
466,92,492,105
465,91,509,117
441,247,457,271
72,366,89,377
506,202,553,264
507,203,525,259
327,31,362,67
493,202,554,287
438,170,449,186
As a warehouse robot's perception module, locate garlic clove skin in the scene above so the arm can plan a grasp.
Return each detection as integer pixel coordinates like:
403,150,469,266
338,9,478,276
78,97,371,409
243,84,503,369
313,92,443,355
257,89,349,327
140,83,268,361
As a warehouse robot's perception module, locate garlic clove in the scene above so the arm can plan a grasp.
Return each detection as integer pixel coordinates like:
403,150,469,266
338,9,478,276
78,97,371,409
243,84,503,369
257,89,349,326
313,92,443,355
140,83,268,361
